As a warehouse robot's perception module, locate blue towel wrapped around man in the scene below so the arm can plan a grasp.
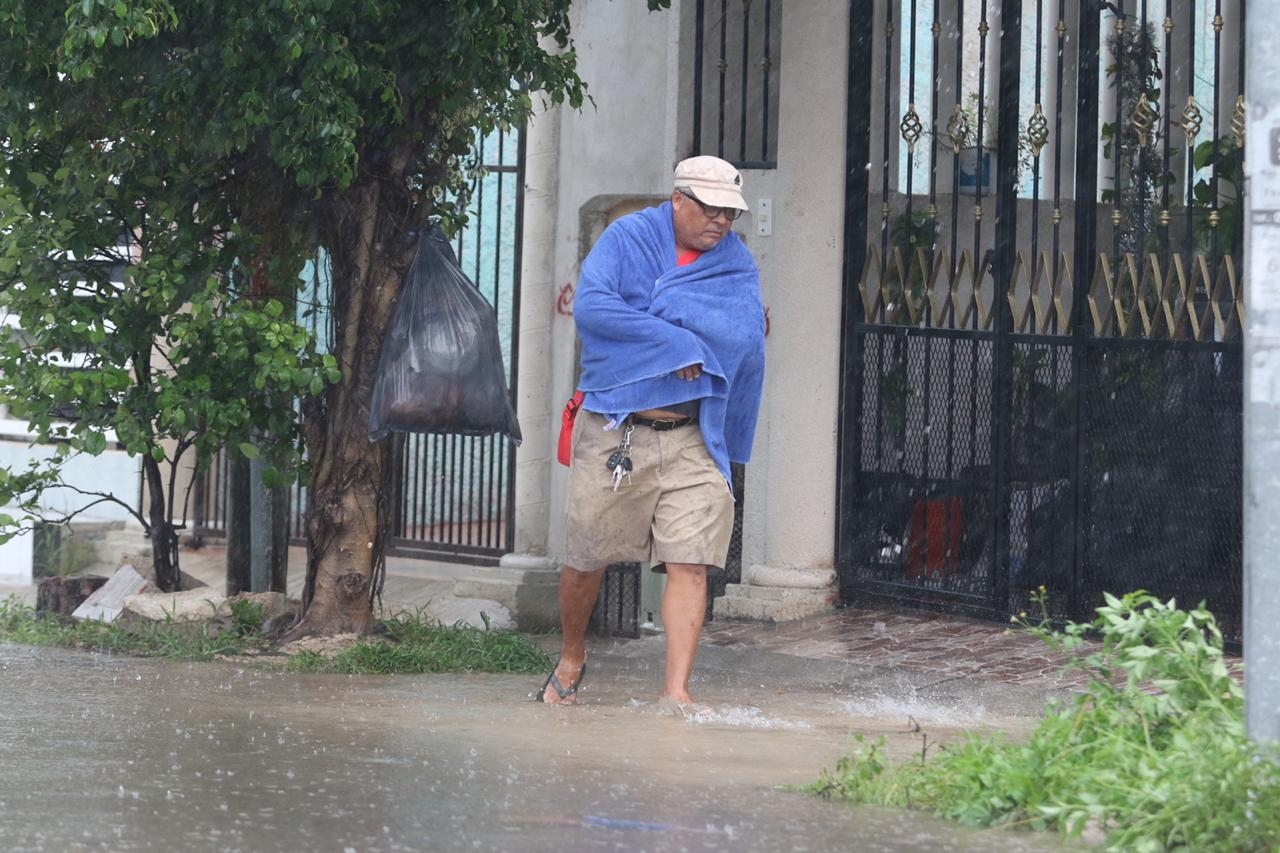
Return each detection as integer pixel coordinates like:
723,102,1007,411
575,200,765,487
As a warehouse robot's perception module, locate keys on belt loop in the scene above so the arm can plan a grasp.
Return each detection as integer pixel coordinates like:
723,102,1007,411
607,424,634,492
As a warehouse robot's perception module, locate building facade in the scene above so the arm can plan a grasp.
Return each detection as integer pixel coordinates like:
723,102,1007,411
505,0,1247,637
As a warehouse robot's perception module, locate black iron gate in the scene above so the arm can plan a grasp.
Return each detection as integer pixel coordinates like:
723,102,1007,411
837,0,1245,642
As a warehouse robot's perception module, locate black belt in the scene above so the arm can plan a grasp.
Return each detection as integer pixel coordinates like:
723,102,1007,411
630,415,697,431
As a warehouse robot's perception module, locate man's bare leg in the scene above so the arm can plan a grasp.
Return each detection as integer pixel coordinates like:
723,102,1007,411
541,565,605,704
660,563,708,703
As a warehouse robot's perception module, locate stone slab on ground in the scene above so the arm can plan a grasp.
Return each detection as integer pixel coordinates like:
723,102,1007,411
120,586,229,626
71,564,153,622
423,596,513,631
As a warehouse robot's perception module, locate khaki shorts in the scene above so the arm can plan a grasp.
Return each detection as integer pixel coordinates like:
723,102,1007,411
564,410,735,572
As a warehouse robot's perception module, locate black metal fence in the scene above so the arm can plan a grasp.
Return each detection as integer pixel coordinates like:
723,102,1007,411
193,127,524,563
838,0,1245,643
690,0,780,168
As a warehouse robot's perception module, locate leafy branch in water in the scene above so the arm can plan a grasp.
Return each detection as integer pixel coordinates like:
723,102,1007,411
810,590,1279,851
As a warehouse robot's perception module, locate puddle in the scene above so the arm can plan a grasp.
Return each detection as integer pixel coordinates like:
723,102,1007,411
0,643,1076,852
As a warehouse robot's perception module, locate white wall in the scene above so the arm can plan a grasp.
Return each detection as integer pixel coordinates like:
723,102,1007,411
0,435,140,523
741,1,848,577
0,434,139,585
0,523,33,584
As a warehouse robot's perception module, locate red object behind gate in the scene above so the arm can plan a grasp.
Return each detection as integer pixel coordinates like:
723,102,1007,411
907,498,962,579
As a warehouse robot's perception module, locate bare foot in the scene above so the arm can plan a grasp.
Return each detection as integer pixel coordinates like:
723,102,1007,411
655,696,715,719
538,656,587,705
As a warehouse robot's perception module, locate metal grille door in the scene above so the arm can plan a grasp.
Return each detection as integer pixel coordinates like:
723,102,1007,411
838,0,1245,642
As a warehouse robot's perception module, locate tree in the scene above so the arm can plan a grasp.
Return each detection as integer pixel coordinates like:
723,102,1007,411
0,1,663,630
0,6,332,591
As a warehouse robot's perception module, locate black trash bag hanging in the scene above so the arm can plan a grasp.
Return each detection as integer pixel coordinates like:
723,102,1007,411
368,227,522,444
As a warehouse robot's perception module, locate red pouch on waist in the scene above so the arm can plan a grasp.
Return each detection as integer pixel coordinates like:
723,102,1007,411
557,390,585,467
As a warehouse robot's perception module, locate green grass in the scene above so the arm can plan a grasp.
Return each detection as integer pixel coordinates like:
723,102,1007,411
809,590,1280,852
284,610,550,675
0,595,551,676
0,594,261,660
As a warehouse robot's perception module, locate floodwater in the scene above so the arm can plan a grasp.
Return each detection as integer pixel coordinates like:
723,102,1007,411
0,642,1076,852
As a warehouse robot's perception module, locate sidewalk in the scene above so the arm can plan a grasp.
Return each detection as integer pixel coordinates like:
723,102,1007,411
703,605,1095,693
0,540,1105,697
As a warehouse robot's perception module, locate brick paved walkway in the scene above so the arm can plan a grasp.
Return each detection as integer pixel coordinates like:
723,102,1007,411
702,607,1097,692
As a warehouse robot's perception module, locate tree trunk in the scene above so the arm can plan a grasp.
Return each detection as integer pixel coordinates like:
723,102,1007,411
143,456,181,592
36,575,108,615
286,177,418,639
225,453,251,595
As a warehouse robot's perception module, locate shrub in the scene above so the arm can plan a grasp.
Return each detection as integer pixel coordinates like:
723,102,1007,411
810,591,1280,852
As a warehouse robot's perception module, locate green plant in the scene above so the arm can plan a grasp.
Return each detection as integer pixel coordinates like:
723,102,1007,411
810,590,1280,851
0,595,550,676
1100,21,1174,258
284,610,550,675
1190,135,1243,258
888,210,940,310
227,598,266,638
0,594,260,661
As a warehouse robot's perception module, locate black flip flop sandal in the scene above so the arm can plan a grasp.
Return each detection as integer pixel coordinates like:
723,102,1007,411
535,659,588,703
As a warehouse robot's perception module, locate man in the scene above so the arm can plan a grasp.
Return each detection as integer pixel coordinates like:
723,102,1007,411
538,155,766,707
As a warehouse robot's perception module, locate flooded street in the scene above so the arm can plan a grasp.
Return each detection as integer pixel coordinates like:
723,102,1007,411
0,641,1075,852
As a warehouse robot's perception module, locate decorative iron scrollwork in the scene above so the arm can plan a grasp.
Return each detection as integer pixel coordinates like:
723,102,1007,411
1028,104,1050,156
1232,96,1246,148
1130,93,1157,148
900,104,923,151
1179,96,1203,143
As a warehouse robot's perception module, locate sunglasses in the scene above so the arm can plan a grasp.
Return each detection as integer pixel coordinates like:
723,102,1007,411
677,189,743,222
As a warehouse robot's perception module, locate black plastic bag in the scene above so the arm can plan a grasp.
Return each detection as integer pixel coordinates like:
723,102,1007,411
368,227,522,444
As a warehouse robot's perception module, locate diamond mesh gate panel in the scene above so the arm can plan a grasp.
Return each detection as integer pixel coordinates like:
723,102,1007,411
1078,343,1243,640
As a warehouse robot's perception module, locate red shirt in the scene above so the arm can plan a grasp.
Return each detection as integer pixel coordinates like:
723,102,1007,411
676,248,702,267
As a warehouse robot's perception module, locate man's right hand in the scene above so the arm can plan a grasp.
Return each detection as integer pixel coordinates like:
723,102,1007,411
675,363,703,381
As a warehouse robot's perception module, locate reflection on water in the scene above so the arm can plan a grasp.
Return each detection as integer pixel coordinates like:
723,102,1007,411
0,644,1073,852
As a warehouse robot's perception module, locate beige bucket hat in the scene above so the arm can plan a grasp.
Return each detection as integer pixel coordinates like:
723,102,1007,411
673,155,749,211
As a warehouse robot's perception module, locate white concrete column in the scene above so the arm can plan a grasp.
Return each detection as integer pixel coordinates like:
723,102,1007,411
505,105,560,568
719,0,848,621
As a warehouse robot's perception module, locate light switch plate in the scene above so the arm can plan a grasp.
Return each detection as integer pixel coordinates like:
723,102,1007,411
756,197,772,236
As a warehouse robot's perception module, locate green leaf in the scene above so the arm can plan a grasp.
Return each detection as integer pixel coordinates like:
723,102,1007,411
237,442,260,460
